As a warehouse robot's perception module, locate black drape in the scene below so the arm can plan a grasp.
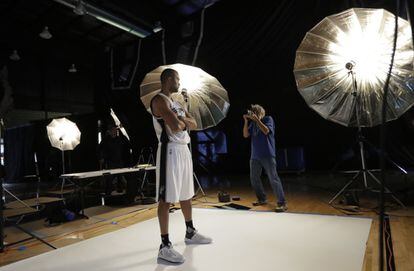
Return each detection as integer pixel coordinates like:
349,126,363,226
4,124,35,182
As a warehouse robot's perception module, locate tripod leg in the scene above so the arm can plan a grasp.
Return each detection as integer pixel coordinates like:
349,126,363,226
329,170,362,205
193,173,207,203
13,224,57,249
138,171,149,200
140,171,148,191
366,171,406,208
329,178,357,205
358,141,369,188
60,178,66,199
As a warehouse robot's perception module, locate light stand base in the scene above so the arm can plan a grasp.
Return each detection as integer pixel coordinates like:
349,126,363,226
329,169,405,208
330,119,405,208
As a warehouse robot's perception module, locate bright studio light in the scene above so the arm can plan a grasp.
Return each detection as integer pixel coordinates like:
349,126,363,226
328,11,413,87
56,123,79,142
171,64,204,93
39,26,52,39
294,8,414,127
330,30,391,85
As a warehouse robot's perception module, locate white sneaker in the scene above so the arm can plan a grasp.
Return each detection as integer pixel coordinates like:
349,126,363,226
158,243,185,263
185,230,213,245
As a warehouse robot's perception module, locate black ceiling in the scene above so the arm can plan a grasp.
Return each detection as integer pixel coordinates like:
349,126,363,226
0,0,217,66
1,0,219,45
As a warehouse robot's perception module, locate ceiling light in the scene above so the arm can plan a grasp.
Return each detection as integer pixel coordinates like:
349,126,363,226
9,50,20,61
39,26,52,39
53,0,152,38
153,21,163,33
68,64,77,73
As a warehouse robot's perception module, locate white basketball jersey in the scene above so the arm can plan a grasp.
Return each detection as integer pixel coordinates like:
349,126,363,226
152,93,191,144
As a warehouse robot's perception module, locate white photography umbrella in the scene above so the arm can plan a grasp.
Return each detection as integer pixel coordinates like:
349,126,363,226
47,117,81,174
47,117,81,151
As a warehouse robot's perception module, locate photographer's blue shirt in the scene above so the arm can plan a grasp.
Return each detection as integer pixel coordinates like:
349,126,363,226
248,116,276,159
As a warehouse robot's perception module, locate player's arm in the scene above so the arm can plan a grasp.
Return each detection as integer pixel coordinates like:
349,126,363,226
152,96,186,133
180,110,197,131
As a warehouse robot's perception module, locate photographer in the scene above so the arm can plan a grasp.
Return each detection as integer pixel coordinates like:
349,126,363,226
243,104,287,212
97,123,131,196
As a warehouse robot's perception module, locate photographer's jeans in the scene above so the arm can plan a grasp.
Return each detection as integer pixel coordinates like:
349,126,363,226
250,157,286,205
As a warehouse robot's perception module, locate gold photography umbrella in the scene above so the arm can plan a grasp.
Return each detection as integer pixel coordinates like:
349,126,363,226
140,63,230,131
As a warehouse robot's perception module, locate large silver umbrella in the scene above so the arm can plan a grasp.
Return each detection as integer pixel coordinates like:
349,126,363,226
47,117,81,151
140,63,230,130
294,8,414,127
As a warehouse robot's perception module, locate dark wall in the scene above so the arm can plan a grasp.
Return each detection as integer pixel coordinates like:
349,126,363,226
6,49,95,115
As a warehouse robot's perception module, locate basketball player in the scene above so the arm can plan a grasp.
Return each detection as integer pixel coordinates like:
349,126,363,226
150,68,212,264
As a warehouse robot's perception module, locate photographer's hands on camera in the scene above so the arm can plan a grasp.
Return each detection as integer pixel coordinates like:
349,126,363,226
243,110,259,123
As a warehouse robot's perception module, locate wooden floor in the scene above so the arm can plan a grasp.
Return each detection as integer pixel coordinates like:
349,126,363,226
1,174,413,270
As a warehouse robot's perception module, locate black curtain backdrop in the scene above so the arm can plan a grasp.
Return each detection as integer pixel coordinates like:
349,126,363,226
4,124,35,182
99,0,414,173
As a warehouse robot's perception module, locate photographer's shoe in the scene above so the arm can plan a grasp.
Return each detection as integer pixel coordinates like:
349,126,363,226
275,203,288,213
252,200,268,206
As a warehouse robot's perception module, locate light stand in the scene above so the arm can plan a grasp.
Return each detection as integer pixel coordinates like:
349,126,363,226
46,118,80,201
182,92,207,201
60,137,65,174
33,153,41,210
329,62,405,207
59,137,68,198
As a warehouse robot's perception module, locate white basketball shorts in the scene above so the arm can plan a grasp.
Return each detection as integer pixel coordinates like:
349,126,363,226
156,142,194,203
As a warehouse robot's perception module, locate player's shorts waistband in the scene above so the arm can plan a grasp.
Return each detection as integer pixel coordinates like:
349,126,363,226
158,142,189,148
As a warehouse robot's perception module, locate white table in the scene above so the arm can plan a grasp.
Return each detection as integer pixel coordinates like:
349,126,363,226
60,166,156,216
